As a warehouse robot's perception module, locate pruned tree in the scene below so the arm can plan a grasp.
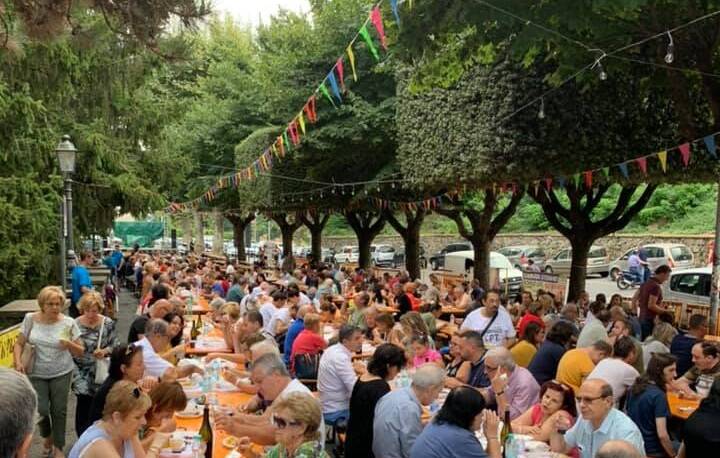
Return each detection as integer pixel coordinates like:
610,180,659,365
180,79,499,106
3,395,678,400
384,208,426,280
299,211,330,264
345,210,386,269
271,212,303,260
225,212,255,261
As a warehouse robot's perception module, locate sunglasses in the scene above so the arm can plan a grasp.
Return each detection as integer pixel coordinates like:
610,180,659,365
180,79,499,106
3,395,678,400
271,414,301,429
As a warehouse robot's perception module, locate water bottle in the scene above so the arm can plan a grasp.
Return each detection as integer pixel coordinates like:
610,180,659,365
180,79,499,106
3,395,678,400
191,434,202,458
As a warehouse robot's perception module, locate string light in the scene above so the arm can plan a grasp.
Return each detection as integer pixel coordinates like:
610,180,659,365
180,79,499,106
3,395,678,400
538,98,546,119
664,31,675,64
593,54,608,80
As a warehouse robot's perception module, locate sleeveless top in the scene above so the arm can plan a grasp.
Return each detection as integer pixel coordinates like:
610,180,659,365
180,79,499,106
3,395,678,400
68,422,135,458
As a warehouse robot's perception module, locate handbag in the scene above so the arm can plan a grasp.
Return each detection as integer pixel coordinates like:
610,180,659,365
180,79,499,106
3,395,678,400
94,318,110,384
18,313,36,373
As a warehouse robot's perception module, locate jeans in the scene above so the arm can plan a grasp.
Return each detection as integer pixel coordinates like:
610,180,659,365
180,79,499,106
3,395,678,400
31,371,73,450
324,409,350,425
640,318,655,341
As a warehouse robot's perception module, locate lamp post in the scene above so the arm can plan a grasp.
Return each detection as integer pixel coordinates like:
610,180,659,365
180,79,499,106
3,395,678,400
56,135,77,289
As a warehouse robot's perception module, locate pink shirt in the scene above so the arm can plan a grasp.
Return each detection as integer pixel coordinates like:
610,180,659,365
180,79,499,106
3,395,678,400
412,348,442,368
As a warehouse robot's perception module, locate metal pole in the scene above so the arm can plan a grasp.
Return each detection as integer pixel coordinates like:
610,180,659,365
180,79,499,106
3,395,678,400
65,176,74,255
710,181,720,335
59,199,66,290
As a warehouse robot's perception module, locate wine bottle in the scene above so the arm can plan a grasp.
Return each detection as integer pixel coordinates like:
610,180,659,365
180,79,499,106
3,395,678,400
190,317,200,340
199,405,213,458
500,409,513,457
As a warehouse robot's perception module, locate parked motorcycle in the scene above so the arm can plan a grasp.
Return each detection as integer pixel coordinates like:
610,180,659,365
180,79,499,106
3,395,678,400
616,270,642,290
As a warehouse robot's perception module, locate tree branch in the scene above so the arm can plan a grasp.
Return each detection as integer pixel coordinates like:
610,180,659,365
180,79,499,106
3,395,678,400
594,185,638,228
436,206,473,240
488,186,524,239
601,185,658,235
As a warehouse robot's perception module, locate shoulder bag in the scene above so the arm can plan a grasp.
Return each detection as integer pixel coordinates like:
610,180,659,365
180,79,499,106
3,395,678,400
18,313,36,373
94,318,110,384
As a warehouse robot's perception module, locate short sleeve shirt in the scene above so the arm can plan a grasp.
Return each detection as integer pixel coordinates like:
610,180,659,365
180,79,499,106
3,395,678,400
410,422,489,458
135,337,172,379
460,307,516,348
528,340,567,385
683,362,720,397
626,385,669,456
22,313,80,379
564,408,645,458
638,278,663,321
587,359,639,404
556,348,595,394
71,265,93,306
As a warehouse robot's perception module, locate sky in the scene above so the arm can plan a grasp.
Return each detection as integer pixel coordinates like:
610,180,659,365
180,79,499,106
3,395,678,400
211,0,311,27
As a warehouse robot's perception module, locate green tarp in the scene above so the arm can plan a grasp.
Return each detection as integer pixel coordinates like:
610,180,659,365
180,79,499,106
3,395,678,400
113,221,164,247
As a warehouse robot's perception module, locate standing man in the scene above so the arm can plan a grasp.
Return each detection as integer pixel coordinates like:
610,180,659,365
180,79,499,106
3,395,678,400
460,289,516,348
633,265,671,340
70,251,94,317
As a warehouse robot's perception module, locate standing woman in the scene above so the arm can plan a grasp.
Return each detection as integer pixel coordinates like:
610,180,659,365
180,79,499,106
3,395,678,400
73,291,118,436
13,286,84,458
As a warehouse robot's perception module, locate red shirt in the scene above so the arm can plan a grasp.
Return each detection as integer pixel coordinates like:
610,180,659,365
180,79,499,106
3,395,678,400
638,277,663,321
517,312,545,338
290,329,327,369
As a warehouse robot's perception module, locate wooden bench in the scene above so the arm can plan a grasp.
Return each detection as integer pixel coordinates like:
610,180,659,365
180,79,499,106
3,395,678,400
0,299,70,319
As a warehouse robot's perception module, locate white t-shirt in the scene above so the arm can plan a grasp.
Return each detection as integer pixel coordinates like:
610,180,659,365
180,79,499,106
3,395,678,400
268,307,292,337
587,358,639,405
135,337,173,379
460,307,516,348
259,302,279,335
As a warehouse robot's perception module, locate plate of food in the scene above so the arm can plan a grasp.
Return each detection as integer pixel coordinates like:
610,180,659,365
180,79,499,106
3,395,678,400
222,435,240,449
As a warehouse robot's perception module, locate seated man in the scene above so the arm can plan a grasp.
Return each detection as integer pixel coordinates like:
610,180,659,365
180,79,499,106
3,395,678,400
550,379,645,458
675,341,720,398
372,364,446,458
608,317,644,374
127,299,173,343
0,367,37,458
587,336,640,406
317,325,365,424
671,314,708,376
556,340,612,394
482,346,540,420
576,306,610,348
135,319,204,381
215,353,324,445
446,330,490,389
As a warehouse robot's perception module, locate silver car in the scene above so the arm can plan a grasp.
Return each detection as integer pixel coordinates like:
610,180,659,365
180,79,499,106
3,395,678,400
544,245,610,277
609,243,694,280
663,267,710,306
497,245,547,270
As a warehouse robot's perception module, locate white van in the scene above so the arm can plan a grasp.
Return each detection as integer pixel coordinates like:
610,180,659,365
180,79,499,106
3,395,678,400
444,250,524,298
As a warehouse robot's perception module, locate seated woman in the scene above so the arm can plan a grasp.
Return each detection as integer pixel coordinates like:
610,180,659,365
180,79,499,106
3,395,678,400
371,312,396,345
511,322,545,368
626,353,678,458
641,321,677,370
410,334,443,369
421,302,443,338
140,381,188,450
219,302,242,349
346,344,407,458
237,392,330,457
160,312,185,364
511,380,576,442
409,386,501,458
69,381,168,458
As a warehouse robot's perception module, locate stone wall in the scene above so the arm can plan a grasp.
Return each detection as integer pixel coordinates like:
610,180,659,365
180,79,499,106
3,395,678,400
325,232,715,263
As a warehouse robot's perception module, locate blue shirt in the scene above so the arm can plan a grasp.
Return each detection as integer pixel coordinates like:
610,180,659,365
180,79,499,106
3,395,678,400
528,340,567,385
284,318,305,365
564,408,645,458
628,254,641,269
71,265,93,306
111,250,123,268
626,384,669,456
410,422,488,458
671,333,699,376
373,387,423,458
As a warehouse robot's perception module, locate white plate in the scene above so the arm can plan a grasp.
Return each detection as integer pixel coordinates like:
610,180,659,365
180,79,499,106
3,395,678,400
176,408,202,419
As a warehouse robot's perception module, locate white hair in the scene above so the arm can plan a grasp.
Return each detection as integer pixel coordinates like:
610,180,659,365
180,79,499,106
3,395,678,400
0,368,37,458
411,364,446,389
250,339,280,359
486,346,516,371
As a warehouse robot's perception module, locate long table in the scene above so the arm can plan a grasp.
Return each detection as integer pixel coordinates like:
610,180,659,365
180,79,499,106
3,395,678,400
667,391,700,420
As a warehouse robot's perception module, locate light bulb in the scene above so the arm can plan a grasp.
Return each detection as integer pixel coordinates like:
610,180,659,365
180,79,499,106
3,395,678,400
664,31,675,64
538,98,545,120
391,182,396,189
598,62,607,80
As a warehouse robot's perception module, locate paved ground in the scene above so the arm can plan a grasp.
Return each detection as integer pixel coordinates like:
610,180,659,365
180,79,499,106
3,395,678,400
29,287,137,457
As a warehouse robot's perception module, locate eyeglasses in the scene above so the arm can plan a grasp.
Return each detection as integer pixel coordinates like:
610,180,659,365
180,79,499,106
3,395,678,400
575,395,607,404
485,364,499,373
271,414,301,429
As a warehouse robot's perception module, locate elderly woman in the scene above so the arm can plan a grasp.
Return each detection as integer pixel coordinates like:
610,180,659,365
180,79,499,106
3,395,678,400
237,392,330,458
13,286,84,458
73,291,119,436
69,381,169,458
511,380,577,442
140,382,187,450
642,321,678,370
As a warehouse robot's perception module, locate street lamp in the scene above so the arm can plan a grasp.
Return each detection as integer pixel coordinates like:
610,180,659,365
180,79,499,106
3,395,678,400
56,135,77,289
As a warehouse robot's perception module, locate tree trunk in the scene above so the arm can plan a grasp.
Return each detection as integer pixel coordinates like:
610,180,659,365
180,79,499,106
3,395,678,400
271,213,302,261
567,238,593,302
357,232,373,270
226,213,254,262
212,209,224,256
345,210,386,270
472,236,492,287
181,215,192,249
385,209,426,280
193,211,204,254
299,212,329,265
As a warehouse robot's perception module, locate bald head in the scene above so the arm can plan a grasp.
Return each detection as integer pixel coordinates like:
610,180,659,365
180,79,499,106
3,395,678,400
150,299,172,318
596,440,643,458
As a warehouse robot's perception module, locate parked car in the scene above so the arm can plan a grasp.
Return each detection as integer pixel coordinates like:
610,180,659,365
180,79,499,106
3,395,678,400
608,243,695,280
429,241,473,271
224,241,237,257
663,266,710,306
497,245,547,270
393,245,427,268
334,245,359,264
444,250,524,299
322,248,336,264
373,244,397,267
544,245,610,277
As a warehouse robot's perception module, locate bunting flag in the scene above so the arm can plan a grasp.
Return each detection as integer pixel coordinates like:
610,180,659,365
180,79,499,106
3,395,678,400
297,112,306,135
601,167,610,180
359,25,381,61
704,134,718,159
556,176,566,188
282,131,292,153
327,71,342,103
370,6,388,50
305,95,318,123
583,171,593,188
679,143,691,166
390,0,401,26
636,157,647,175
544,177,553,191
618,162,629,179
277,135,285,157
336,58,346,92
289,121,300,145
347,45,358,82
657,150,667,172
318,82,336,107
408,0,414,9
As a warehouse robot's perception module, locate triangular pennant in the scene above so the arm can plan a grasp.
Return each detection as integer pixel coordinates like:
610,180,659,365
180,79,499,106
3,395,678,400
678,142,691,166
601,167,610,180
370,6,388,50
336,58,345,92
390,0,401,25
556,176,566,188
283,131,292,153
618,162,629,179
277,136,285,157
533,181,540,196
408,0,414,9
583,171,593,188
573,173,581,189
297,113,306,135
346,45,358,82
359,25,380,61
705,135,718,159
544,177,553,190
305,95,318,123
318,82,337,107
327,71,342,103
657,150,667,172
636,157,648,175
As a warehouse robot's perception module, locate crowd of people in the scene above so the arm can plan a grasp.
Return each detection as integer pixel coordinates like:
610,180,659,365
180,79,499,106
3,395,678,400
4,250,720,458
